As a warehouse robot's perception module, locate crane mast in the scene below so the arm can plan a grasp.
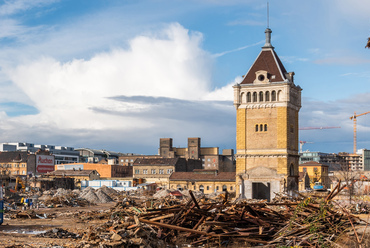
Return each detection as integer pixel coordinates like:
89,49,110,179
350,111,370,154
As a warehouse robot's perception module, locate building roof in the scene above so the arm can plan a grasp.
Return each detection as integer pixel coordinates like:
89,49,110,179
240,28,288,84
300,161,328,167
133,158,180,166
170,171,235,182
0,151,28,163
46,169,97,177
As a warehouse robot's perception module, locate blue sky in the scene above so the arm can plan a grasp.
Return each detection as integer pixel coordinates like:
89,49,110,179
0,0,369,155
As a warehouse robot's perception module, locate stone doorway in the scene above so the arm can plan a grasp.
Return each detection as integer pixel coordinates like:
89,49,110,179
252,182,270,201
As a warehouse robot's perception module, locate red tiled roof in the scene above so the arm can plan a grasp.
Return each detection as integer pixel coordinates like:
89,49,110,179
46,170,96,176
170,172,235,182
300,161,328,167
0,151,28,163
241,49,287,84
133,158,179,166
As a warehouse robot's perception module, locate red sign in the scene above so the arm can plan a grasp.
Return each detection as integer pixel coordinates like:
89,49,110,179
36,155,55,174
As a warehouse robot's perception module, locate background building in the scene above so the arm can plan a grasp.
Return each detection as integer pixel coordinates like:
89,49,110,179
159,137,235,172
169,170,235,194
46,169,100,188
75,148,120,164
0,142,79,165
133,158,202,186
299,161,330,189
56,162,132,178
0,150,55,176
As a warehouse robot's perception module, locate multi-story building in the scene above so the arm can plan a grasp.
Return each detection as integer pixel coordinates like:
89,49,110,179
159,137,234,172
119,154,159,166
56,162,132,178
0,143,79,165
0,150,55,176
133,158,202,186
299,161,330,189
339,149,370,171
299,151,344,171
233,27,302,201
169,170,235,194
75,148,121,164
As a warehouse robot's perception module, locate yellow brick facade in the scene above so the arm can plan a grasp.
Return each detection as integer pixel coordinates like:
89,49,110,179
169,180,235,194
233,28,302,200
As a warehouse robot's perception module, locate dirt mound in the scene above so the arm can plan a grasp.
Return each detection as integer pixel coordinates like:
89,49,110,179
95,188,113,203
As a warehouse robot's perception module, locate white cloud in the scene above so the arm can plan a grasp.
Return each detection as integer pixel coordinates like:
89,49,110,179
0,0,58,16
0,23,236,152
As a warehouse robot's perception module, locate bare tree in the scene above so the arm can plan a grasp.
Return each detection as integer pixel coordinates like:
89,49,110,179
333,161,361,203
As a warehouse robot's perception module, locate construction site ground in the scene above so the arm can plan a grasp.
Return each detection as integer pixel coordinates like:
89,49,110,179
0,202,116,247
1,186,370,247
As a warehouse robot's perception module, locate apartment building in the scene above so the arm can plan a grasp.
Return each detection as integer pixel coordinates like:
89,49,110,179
133,158,202,186
0,150,55,176
0,142,79,165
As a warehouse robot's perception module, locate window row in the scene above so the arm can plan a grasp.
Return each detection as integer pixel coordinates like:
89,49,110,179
0,163,26,168
255,124,268,132
174,184,233,192
135,169,173,174
241,90,281,103
9,170,26,175
121,159,134,163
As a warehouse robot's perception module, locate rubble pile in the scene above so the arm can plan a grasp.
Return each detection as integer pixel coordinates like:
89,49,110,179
39,189,91,207
37,228,81,239
56,188,368,247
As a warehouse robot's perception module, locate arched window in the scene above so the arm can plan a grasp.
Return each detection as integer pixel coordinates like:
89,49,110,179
247,92,251,102
177,184,181,190
216,186,219,191
253,92,257,102
260,124,263,131
222,185,227,191
271,91,276,101
289,164,294,176
265,91,270,101
264,124,268,131
255,124,259,132
230,186,233,191
259,91,264,102
240,92,245,103
206,186,210,190
277,90,282,101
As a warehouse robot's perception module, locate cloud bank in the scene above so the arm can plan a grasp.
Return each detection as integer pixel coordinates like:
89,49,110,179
0,23,235,153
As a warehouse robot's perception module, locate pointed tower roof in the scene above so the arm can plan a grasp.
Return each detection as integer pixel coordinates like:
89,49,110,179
240,28,288,84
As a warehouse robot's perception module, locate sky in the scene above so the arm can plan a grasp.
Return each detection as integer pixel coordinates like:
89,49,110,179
0,0,369,155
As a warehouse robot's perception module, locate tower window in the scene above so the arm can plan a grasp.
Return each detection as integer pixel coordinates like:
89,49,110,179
265,91,270,101
271,91,276,101
256,124,268,132
259,91,264,102
253,92,257,102
247,92,251,102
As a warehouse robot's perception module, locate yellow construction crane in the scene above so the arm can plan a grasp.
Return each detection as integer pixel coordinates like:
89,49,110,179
349,111,370,154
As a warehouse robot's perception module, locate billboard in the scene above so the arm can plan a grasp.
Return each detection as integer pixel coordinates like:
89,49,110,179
36,155,55,174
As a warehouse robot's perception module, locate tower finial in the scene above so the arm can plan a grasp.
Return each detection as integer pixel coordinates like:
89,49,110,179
267,2,269,28
263,2,273,48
